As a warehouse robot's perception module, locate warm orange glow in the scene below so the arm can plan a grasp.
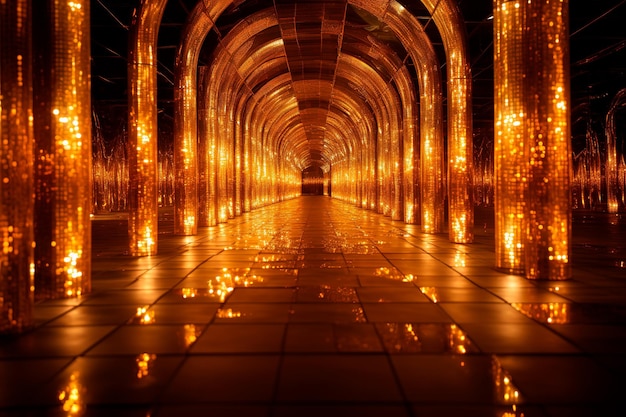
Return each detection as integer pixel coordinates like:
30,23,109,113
136,305,155,324
494,0,571,279
523,0,571,280
34,0,91,300
128,0,167,255
58,372,85,416
420,286,440,303
494,0,526,274
422,0,474,243
492,357,522,406
0,0,35,332
136,353,157,379
512,302,570,324
183,324,200,346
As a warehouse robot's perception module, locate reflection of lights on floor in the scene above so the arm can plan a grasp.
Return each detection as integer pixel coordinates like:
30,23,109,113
183,324,200,346
512,303,570,324
136,353,156,379
216,308,242,318
58,372,85,416
492,356,522,407
136,306,155,324
377,323,474,354
420,287,439,303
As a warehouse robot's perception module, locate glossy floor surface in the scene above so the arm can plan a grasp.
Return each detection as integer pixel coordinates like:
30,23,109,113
2,196,625,416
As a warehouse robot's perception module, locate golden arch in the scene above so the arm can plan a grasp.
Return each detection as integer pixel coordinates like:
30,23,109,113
128,0,473,250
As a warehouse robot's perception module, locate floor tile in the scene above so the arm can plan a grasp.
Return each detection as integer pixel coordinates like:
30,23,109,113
276,354,403,402
85,324,201,355
362,303,451,323
391,355,494,403
161,355,280,403
3,197,625,414
190,323,285,353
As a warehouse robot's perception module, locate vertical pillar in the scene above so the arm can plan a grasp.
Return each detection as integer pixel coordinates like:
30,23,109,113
524,0,571,279
0,0,35,332
494,0,526,273
447,76,473,243
421,0,475,242
197,66,209,227
420,88,445,233
495,0,571,279
128,0,167,255
33,0,91,300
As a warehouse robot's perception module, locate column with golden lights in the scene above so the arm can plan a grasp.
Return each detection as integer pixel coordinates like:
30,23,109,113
605,89,625,214
422,0,474,243
383,2,445,233
0,0,35,332
524,0,571,279
494,0,526,273
395,66,418,224
33,0,92,300
197,66,210,227
128,0,167,255
173,4,220,235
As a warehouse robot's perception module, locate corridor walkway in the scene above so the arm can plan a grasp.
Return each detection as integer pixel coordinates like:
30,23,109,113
1,196,624,416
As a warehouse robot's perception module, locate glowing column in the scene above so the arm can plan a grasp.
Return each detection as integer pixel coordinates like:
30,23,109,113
0,0,35,332
494,0,526,273
495,0,571,279
32,0,91,299
421,0,474,242
524,0,571,279
197,66,210,227
174,63,199,235
128,0,167,255
605,89,626,214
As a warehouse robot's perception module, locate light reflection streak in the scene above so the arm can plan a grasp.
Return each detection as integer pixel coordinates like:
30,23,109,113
136,305,155,324
492,356,522,407
216,308,242,318
183,324,200,346
377,323,473,354
420,286,439,303
58,372,85,416
512,302,570,324
136,353,157,379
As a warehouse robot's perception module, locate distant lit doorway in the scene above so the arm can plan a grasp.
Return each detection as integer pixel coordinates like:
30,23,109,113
302,166,324,196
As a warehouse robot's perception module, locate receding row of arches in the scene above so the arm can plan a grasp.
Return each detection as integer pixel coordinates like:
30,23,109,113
128,0,474,259
1,0,572,333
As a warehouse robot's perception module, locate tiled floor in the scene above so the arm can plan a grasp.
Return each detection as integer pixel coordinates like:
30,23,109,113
1,196,625,416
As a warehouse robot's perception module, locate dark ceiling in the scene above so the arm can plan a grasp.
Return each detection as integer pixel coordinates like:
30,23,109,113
90,0,626,151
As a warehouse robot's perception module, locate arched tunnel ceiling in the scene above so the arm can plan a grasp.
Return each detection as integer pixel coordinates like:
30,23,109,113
201,0,413,169
92,0,626,158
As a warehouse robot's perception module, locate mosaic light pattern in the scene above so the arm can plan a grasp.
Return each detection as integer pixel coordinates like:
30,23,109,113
422,0,475,243
494,0,527,274
34,0,92,299
0,0,35,332
523,0,571,280
128,0,167,255
494,0,571,279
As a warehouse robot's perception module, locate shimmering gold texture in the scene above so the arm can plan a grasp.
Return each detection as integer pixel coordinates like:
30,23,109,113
524,0,571,280
128,0,168,255
0,0,35,332
494,0,527,274
605,89,626,213
422,0,474,243
58,372,85,415
494,0,571,279
384,1,445,233
34,0,92,299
